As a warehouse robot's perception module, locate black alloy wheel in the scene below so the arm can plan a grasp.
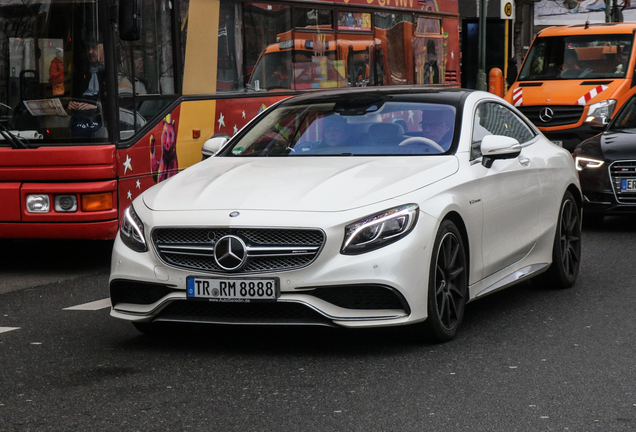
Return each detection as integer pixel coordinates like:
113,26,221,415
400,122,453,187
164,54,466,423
421,219,468,343
535,190,581,288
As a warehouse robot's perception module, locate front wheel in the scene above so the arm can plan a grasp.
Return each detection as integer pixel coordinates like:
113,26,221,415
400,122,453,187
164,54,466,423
536,191,581,289
420,220,468,343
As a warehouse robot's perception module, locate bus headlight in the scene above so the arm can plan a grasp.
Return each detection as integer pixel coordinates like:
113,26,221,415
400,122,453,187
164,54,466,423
341,204,419,255
120,204,147,252
585,99,616,124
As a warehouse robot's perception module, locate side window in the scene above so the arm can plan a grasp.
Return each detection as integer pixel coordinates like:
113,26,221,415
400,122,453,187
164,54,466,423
471,102,535,160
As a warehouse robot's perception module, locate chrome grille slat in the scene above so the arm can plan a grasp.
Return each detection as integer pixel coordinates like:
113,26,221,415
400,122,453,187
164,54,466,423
517,105,585,127
610,160,636,204
152,228,325,274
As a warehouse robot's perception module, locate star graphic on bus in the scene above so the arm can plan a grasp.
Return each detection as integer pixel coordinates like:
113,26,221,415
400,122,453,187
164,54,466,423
218,113,225,130
408,111,414,122
123,154,132,174
233,125,238,135
136,179,141,189
242,111,246,119
127,190,132,200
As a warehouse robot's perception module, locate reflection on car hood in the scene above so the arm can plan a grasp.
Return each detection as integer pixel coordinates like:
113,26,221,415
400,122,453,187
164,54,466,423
143,156,459,212
598,130,636,161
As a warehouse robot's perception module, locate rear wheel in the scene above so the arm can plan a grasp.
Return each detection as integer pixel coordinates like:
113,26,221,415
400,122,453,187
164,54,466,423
421,220,468,343
536,191,581,288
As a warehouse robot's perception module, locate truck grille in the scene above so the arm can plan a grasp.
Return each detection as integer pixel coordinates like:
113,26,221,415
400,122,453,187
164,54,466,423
516,105,585,127
610,160,636,204
152,227,325,274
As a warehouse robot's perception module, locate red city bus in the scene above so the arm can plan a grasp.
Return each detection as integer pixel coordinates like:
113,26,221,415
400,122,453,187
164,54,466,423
0,0,459,240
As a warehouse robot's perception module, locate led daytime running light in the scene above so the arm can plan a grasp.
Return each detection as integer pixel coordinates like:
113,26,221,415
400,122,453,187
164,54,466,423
575,156,604,171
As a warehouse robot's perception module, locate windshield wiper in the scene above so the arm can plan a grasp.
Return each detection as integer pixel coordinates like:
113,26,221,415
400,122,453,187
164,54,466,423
0,125,29,149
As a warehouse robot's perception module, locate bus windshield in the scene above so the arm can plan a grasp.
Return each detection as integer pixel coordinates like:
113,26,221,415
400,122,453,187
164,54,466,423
518,34,633,81
0,0,109,145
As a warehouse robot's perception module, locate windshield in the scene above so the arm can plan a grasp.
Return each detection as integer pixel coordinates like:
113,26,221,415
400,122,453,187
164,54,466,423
223,100,456,156
611,96,636,130
0,0,109,145
518,34,633,81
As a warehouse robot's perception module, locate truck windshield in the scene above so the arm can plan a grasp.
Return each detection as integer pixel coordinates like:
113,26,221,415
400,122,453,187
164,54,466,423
0,0,109,145
518,34,633,81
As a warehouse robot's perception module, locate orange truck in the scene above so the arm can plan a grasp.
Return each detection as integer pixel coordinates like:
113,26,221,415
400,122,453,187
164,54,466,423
505,23,636,151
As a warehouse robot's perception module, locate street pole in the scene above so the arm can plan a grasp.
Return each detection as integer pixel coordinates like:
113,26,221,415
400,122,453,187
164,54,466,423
477,0,488,90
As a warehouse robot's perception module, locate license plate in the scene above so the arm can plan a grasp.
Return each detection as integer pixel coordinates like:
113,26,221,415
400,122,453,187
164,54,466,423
186,277,279,302
621,179,636,192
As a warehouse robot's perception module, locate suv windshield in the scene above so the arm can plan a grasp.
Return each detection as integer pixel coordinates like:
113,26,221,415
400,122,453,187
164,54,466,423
223,100,456,156
0,0,109,145
519,34,633,81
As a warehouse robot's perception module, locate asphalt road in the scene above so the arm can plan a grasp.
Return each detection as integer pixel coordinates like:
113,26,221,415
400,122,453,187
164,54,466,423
1,218,635,431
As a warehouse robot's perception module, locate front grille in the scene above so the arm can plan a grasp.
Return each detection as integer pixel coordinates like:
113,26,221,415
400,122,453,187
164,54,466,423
155,300,334,326
152,227,325,274
517,105,584,127
308,285,408,311
610,160,636,204
110,280,177,305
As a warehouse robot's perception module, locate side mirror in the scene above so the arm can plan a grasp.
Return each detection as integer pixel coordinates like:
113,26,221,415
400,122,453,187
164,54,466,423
201,135,229,160
119,0,141,41
481,135,521,168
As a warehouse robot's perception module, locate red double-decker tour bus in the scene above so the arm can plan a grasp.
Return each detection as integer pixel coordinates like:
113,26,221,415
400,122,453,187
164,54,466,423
0,0,459,240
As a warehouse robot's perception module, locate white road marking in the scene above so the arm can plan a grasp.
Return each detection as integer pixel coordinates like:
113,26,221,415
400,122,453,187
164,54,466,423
63,298,111,311
0,327,20,334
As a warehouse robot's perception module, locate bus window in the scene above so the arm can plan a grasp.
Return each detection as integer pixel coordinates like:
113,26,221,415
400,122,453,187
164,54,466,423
293,8,333,30
116,0,177,141
216,1,244,92
243,4,292,84
374,13,414,85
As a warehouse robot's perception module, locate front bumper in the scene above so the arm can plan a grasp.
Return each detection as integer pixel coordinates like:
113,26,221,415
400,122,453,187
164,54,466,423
109,207,439,329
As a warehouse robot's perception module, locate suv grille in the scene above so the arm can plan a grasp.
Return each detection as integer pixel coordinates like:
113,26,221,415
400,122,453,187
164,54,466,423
610,160,636,204
517,105,584,127
152,228,325,274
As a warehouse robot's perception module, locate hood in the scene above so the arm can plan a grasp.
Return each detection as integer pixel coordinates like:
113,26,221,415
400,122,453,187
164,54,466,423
509,79,624,106
143,156,459,212
598,130,636,160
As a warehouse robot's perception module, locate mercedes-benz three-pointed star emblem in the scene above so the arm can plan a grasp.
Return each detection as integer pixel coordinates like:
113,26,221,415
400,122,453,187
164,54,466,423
214,235,247,271
539,107,554,123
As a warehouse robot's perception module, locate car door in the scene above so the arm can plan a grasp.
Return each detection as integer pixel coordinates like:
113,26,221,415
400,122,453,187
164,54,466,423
470,101,542,278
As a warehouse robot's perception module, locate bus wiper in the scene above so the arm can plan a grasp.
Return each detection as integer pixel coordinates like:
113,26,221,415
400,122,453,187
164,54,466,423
0,125,29,149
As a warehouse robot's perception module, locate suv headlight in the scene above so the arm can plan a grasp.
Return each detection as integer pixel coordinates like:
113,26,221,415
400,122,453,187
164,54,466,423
341,204,419,255
585,99,616,124
120,204,147,252
575,156,604,171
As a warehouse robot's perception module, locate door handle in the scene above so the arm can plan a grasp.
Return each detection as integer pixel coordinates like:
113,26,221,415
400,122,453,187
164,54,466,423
519,158,530,166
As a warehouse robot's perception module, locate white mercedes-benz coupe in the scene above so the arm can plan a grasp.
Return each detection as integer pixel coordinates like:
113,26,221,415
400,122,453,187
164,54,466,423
110,88,582,342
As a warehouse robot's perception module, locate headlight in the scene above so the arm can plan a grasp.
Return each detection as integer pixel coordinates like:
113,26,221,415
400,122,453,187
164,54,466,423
585,99,616,124
341,204,419,255
575,156,604,171
120,204,147,252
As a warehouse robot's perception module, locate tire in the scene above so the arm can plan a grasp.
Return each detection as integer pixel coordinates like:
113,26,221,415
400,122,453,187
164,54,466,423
536,191,581,289
421,220,468,343
582,211,604,230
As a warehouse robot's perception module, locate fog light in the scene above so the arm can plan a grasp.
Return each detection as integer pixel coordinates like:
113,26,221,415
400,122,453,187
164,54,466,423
54,195,78,212
26,194,50,213
82,192,113,212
